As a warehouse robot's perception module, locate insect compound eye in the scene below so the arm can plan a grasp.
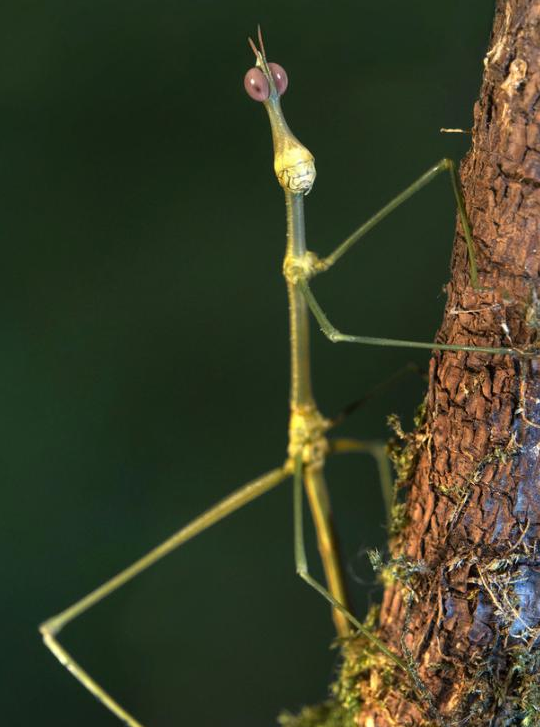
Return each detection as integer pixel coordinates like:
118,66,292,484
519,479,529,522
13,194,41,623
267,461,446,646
268,63,288,96
244,67,269,102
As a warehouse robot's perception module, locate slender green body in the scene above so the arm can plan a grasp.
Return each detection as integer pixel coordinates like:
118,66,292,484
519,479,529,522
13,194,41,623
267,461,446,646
285,192,314,408
284,190,350,636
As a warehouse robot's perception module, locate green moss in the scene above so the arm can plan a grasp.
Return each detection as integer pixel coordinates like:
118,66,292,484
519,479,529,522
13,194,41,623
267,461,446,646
368,549,429,595
460,646,540,726
470,433,520,484
277,702,349,727
388,501,408,537
385,401,428,538
386,413,417,488
518,671,540,724
387,401,427,485
277,647,365,727
277,609,389,727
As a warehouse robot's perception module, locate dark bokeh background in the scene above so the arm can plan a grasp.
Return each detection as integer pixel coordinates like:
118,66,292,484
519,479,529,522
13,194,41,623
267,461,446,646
2,2,494,726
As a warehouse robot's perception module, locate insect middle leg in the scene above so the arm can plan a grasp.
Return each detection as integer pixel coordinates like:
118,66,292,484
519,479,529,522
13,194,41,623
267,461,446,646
318,158,479,287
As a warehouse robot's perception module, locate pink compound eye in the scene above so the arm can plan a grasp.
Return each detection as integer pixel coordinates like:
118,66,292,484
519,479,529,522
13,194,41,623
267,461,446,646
244,67,269,102
268,63,288,96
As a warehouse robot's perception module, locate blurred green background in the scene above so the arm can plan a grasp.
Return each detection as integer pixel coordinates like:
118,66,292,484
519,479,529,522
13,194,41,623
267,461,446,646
2,2,494,726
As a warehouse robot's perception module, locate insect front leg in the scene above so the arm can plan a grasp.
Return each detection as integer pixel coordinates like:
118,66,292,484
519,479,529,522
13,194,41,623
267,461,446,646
318,159,479,288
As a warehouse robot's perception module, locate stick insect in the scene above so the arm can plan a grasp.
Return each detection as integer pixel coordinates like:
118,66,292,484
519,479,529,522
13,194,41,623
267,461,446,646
39,28,522,726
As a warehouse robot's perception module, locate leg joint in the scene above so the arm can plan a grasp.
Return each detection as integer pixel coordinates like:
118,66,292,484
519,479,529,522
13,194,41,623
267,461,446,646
328,329,343,343
39,619,58,637
283,251,326,284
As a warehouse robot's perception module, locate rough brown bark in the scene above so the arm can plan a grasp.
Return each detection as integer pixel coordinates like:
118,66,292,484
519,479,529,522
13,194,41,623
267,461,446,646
356,2,540,725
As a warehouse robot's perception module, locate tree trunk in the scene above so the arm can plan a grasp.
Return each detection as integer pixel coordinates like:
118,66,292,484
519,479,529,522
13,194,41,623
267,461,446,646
356,1,540,725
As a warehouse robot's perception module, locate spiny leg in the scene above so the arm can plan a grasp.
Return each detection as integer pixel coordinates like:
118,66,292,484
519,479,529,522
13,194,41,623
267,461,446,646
328,438,393,527
319,158,479,288
299,277,522,357
292,455,407,671
40,464,291,727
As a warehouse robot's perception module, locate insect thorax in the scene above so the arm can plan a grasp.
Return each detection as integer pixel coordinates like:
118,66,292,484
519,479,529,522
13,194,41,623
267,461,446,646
288,404,330,467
